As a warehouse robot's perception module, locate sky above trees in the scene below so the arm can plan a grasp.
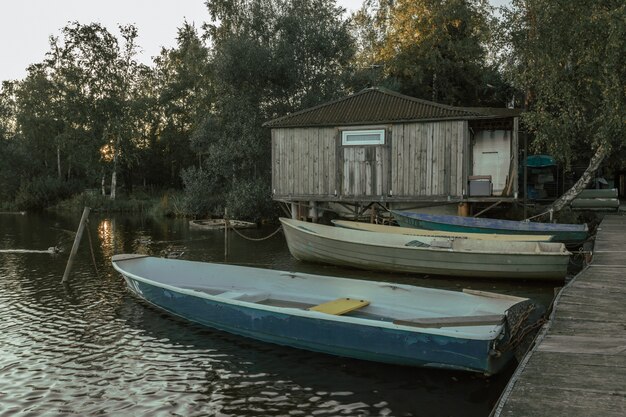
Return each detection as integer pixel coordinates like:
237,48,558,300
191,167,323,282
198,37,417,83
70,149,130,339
0,0,207,82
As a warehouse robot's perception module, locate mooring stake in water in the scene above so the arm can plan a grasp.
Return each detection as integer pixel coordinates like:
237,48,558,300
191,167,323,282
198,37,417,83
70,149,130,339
61,207,90,283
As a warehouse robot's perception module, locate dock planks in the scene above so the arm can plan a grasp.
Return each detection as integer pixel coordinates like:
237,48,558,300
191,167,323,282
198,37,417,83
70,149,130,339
492,214,626,417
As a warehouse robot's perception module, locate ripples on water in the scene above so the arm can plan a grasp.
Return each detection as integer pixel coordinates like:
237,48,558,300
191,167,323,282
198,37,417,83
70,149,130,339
0,213,556,416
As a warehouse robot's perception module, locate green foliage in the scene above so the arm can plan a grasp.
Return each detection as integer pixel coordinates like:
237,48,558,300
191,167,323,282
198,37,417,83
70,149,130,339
147,192,186,218
0,132,31,203
350,0,504,106
3,22,151,208
180,166,224,218
225,177,278,222
207,0,355,117
50,188,168,214
180,0,355,220
500,0,626,166
152,23,214,186
1,3,356,216
15,177,81,210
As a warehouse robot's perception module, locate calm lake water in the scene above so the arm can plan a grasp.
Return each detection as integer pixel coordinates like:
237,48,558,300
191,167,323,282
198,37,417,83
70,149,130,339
0,212,561,417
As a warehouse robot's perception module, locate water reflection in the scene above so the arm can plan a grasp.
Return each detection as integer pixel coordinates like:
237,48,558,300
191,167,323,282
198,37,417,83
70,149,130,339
98,218,114,257
0,213,556,417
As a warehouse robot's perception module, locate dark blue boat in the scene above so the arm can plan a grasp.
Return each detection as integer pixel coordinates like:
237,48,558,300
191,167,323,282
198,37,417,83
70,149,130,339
112,254,530,374
391,211,588,245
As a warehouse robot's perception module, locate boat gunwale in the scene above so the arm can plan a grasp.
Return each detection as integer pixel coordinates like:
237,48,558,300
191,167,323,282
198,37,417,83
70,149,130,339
281,218,571,257
331,220,556,242
112,257,505,341
392,210,589,233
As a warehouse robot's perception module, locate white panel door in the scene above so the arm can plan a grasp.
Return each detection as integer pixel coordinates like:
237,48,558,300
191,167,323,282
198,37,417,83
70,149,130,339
472,130,511,195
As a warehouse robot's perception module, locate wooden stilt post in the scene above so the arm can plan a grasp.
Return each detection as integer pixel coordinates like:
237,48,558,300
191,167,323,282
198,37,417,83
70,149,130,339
62,207,90,284
310,201,318,223
291,202,297,219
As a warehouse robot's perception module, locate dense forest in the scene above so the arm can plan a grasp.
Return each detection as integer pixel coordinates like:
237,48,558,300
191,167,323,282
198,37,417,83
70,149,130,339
0,0,624,219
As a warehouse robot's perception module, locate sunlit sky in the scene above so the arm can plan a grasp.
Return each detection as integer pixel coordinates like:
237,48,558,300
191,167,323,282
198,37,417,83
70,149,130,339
0,0,509,83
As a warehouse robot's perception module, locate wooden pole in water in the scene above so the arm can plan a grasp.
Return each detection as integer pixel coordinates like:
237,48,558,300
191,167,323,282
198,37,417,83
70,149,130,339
61,206,90,283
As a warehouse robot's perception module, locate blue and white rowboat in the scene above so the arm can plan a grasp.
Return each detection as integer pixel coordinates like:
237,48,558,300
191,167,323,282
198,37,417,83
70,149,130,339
112,254,531,375
391,211,588,245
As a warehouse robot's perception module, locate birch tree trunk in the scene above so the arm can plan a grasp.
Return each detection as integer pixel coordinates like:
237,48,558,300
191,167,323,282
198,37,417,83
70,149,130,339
110,170,117,200
57,146,62,179
110,131,120,200
110,144,117,200
549,144,608,212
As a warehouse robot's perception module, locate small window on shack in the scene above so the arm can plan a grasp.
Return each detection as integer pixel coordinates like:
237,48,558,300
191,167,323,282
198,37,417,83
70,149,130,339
341,129,385,146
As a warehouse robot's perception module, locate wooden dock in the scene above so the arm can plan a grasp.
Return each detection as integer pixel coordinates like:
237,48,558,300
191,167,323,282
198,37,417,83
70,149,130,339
492,214,626,417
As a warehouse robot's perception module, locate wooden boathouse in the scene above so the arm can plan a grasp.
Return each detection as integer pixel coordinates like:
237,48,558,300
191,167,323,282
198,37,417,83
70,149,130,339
264,87,521,220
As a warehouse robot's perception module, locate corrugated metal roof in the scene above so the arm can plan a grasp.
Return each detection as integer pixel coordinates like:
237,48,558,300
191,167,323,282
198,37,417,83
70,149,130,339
464,107,523,117
264,87,509,128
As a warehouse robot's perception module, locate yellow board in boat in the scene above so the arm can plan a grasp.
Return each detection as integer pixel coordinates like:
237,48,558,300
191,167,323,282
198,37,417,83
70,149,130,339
309,298,369,315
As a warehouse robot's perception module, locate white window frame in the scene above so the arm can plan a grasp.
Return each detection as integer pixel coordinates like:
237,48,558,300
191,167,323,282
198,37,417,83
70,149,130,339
341,129,385,146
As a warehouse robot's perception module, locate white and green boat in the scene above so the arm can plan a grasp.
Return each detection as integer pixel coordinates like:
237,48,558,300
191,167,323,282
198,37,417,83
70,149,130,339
281,218,570,280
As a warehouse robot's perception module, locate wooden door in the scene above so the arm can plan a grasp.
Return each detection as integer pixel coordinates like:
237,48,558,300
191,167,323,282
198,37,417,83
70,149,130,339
341,146,387,197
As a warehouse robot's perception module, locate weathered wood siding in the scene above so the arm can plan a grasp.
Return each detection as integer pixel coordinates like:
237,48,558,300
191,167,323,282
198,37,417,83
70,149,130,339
272,127,336,197
391,121,466,197
273,120,468,200
340,143,390,197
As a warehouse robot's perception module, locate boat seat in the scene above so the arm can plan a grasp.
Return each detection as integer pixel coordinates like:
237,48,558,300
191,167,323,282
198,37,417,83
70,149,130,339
393,314,505,328
218,291,269,302
308,298,369,315
182,286,223,295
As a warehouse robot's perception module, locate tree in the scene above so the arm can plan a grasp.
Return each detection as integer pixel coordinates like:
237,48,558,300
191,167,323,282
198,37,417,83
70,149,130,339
500,0,626,211
351,0,499,105
0,81,28,204
182,0,355,219
0,22,154,208
105,24,147,199
45,23,122,185
152,22,213,186
0,81,16,141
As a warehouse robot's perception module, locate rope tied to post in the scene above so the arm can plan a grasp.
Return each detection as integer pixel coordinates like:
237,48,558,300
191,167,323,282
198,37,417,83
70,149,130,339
494,303,547,357
225,220,283,241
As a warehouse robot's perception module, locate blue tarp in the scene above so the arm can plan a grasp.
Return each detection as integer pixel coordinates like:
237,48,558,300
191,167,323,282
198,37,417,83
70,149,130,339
526,155,556,167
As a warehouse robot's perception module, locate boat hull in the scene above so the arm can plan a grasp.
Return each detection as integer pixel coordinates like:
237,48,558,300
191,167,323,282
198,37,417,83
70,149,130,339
189,219,256,230
332,220,554,242
120,274,506,374
281,219,569,280
392,211,588,245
